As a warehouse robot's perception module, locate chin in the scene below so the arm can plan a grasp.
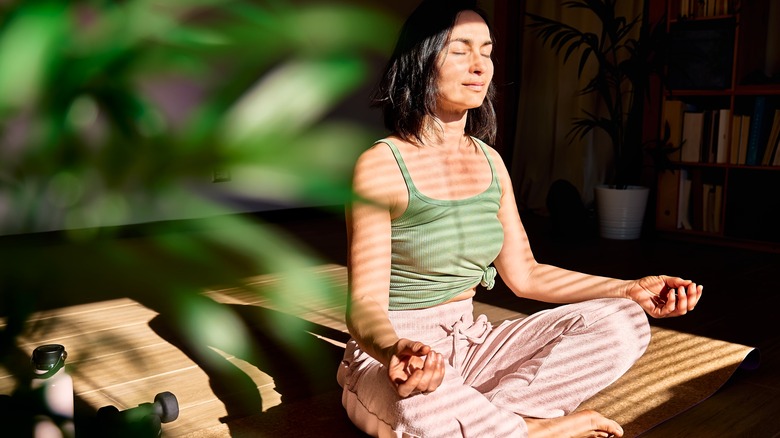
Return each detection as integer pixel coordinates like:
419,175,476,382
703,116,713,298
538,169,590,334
466,100,486,110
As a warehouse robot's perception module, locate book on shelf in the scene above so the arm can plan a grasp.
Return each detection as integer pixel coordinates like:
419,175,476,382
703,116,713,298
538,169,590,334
738,115,751,165
662,99,685,161
701,183,723,233
680,0,731,18
761,109,780,166
770,131,780,166
681,110,704,162
773,135,780,165
701,109,727,164
745,96,772,166
701,109,715,163
715,109,730,164
773,115,780,165
680,0,689,17
656,169,679,229
677,169,692,230
677,106,730,164
675,173,723,233
729,114,742,164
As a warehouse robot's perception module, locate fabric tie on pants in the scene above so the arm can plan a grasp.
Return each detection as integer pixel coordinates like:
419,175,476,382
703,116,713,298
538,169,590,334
443,314,491,371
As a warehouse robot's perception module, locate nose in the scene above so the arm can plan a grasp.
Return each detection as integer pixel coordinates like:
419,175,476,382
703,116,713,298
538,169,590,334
470,52,488,75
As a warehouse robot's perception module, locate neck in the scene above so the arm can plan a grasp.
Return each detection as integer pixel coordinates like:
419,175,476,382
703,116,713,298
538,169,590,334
422,112,469,151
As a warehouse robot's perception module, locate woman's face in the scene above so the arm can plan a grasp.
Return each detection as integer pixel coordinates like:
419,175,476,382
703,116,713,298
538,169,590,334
435,10,493,117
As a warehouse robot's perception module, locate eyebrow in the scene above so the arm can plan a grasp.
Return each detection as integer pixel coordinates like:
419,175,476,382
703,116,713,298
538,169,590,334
450,37,493,47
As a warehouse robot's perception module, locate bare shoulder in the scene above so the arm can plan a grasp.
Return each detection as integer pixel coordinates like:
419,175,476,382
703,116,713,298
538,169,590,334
478,141,511,177
353,140,400,185
355,140,395,168
352,139,405,206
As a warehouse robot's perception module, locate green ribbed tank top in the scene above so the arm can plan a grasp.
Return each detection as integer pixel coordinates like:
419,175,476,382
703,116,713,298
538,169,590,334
379,138,504,311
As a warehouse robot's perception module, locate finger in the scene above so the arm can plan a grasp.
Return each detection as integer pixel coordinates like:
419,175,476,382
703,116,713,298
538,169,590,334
400,341,430,358
687,284,702,310
662,287,677,316
415,353,438,391
389,369,407,386
597,418,623,437
674,285,688,315
418,353,446,394
387,356,410,386
661,275,687,288
429,353,446,390
397,369,424,398
413,341,430,354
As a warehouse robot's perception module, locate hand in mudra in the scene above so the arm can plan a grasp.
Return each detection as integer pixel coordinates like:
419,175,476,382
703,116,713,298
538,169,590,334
628,275,702,318
387,339,445,398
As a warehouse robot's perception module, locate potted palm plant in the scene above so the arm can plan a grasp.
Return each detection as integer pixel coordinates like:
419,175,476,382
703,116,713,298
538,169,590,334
527,0,667,239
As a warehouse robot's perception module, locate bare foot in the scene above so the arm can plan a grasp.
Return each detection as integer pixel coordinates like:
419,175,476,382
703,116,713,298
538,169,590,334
525,409,623,438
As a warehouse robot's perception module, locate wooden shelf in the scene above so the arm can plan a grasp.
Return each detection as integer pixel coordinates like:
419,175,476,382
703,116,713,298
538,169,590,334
734,85,780,95
667,89,733,97
651,0,780,251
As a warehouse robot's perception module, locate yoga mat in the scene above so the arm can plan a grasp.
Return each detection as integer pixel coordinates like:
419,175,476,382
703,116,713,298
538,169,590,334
578,326,758,437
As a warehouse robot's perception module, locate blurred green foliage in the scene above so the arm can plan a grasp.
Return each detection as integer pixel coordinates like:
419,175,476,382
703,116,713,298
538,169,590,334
0,0,398,234
0,0,398,414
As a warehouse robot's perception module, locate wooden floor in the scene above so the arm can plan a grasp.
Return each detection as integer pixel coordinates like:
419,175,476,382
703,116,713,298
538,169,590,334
0,264,541,437
1,208,779,437
0,266,351,436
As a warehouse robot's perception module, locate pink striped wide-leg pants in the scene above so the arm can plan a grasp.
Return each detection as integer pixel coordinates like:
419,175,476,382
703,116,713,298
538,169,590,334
337,297,650,438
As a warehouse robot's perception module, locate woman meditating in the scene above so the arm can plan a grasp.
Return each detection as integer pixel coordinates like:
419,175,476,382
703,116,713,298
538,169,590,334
337,1,702,436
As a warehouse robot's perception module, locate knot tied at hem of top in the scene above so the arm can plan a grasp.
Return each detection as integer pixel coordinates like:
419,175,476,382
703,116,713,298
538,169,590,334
480,266,496,290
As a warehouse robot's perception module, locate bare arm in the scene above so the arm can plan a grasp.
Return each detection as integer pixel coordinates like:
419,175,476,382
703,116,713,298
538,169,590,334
345,145,400,366
494,190,629,303
345,143,445,396
488,149,702,315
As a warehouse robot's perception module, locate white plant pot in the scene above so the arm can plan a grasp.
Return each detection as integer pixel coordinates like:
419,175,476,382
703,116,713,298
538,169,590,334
594,185,650,240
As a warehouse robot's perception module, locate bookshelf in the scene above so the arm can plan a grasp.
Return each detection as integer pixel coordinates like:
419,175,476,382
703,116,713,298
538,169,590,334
653,0,780,251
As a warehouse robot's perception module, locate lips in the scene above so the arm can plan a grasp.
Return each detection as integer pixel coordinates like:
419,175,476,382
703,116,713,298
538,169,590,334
464,82,485,91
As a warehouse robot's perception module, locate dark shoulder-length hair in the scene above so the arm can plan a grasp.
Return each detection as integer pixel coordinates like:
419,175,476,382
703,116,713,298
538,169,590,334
371,0,497,145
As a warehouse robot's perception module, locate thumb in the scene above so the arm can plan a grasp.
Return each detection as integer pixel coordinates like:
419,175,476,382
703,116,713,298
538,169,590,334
397,339,430,357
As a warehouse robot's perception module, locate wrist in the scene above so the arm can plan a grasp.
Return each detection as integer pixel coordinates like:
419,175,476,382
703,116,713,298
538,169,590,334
378,339,401,367
621,279,638,301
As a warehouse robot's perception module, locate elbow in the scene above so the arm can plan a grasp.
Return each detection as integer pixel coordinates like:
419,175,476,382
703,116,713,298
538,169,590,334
345,300,358,338
497,260,539,298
